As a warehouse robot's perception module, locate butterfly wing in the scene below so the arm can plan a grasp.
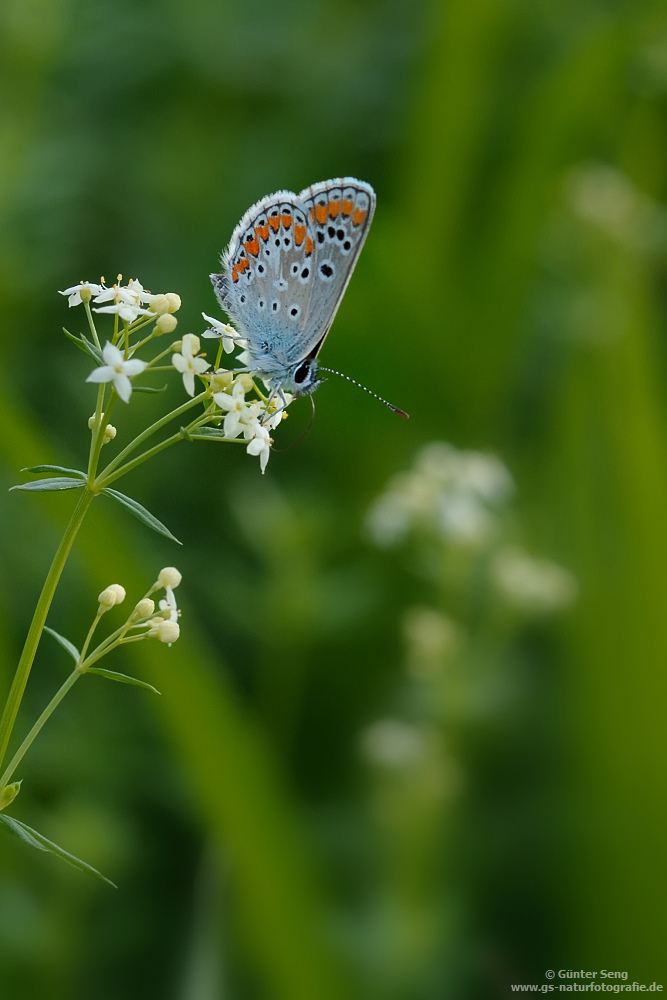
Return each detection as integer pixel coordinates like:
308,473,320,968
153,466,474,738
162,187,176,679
212,189,318,377
292,178,375,363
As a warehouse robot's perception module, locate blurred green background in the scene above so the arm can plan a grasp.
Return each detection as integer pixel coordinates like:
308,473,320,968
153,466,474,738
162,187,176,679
1,0,667,996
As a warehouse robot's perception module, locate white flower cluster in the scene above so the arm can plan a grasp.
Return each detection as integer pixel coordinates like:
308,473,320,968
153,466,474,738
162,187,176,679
60,277,181,325
367,441,576,616
366,442,513,549
61,275,292,473
199,314,294,474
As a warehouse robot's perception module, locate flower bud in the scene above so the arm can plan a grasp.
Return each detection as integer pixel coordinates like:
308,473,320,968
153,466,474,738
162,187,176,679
155,313,178,335
133,598,155,619
237,373,254,393
102,424,117,444
158,567,182,589
88,414,96,430
148,294,170,315
157,620,180,644
210,370,233,392
182,333,200,356
98,583,126,612
0,780,22,812
165,293,181,313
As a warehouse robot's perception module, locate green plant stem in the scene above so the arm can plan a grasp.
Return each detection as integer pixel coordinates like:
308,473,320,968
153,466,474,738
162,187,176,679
88,390,118,482
0,489,95,770
96,408,222,487
0,669,82,790
96,390,209,483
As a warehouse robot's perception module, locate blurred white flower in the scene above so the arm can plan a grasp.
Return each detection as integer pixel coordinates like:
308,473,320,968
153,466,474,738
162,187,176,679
59,281,104,307
366,442,513,548
491,546,577,614
172,333,210,396
361,719,426,769
403,607,462,679
86,343,148,403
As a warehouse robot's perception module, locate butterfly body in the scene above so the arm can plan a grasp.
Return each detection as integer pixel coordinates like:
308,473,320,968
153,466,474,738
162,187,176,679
211,177,376,398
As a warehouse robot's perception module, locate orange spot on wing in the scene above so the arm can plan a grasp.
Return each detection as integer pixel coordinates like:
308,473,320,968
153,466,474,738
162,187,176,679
328,199,340,219
269,215,280,232
255,223,269,242
309,208,315,222
294,223,306,246
342,198,354,216
305,236,314,256
352,208,367,226
281,213,292,228
243,238,260,257
231,265,239,283
237,257,249,273
315,203,328,225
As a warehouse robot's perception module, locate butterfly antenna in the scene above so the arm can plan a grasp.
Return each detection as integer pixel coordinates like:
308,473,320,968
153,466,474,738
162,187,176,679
272,394,317,452
318,367,409,418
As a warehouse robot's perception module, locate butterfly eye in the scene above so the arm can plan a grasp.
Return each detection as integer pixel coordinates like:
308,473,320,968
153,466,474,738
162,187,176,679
294,361,312,384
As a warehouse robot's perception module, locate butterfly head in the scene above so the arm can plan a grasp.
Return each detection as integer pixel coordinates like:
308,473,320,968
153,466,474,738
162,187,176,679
282,358,326,397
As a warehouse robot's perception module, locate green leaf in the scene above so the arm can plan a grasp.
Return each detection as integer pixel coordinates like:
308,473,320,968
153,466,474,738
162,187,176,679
102,488,181,544
10,478,86,492
0,813,117,887
22,465,87,479
43,626,80,662
132,384,168,394
80,333,104,365
86,667,161,695
63,328,90,355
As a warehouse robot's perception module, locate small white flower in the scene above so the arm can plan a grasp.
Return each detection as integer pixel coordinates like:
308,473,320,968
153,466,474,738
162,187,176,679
59,281,104,307
244,419,272,474
201,313,244,354
93,280,152,323
159,586,179,623
172,333,210,396
86,342,148,403
262,391,293,430
212,379,249,439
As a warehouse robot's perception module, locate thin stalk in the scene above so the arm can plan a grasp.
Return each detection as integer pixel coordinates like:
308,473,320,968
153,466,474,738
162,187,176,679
96,408,217,487
0,669,81,791
95,390,209,483
83,301,101,350
0,489,95,768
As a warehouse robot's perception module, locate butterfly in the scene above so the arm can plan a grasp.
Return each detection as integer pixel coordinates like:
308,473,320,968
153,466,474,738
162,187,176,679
210,178,407,418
